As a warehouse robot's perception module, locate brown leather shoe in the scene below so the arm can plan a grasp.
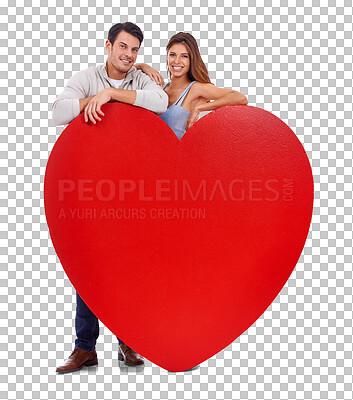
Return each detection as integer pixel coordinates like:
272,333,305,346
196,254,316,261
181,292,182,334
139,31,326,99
56,348,98,374
118,343,144,366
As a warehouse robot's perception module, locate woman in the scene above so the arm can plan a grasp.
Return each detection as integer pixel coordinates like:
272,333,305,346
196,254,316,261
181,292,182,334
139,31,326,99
135,32,248,139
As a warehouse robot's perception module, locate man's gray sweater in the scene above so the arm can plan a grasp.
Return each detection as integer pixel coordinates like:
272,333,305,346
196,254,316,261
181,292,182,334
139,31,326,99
52,63,168,126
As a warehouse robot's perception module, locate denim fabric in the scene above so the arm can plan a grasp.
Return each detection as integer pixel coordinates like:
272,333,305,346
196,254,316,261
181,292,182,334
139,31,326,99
74,292,122,351
158,81,196,139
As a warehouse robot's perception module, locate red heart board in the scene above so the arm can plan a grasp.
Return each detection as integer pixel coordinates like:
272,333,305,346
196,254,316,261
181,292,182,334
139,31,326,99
44,103,313,371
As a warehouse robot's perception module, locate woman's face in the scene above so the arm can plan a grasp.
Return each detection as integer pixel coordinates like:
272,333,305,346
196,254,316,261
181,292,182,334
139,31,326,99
167,43,190,78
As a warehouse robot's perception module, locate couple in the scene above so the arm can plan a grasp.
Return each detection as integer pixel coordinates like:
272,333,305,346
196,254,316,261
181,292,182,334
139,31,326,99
53,21,247,374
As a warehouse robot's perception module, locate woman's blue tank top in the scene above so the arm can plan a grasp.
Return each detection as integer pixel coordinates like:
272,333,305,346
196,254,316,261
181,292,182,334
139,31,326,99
158,81,196,139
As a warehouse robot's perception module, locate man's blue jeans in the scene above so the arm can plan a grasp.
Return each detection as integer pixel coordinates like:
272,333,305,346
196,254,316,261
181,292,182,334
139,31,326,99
75,292,122,351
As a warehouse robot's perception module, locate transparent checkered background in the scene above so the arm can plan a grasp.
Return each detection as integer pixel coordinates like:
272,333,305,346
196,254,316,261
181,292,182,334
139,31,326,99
1,0,352,399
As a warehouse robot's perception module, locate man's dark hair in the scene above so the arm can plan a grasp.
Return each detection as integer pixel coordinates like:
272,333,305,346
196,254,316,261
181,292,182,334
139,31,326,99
108,22,144,47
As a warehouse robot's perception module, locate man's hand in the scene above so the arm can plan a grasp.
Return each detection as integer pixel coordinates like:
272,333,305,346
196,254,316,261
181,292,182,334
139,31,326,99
186,107,200,131
138,63,164,86
84,88,111,124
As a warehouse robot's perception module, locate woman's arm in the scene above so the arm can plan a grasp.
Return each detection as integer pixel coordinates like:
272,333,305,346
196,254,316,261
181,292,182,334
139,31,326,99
193,83,248,111
134,63,165,86
186,83,248,130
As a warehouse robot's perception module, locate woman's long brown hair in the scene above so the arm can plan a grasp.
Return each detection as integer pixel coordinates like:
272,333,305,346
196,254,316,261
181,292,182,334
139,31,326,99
166,32,212,84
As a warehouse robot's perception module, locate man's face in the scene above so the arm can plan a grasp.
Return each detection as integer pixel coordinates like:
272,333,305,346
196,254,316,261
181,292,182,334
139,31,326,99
105,30,140,75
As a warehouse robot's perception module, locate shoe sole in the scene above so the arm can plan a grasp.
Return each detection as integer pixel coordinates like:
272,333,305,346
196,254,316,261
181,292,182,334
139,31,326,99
56,358,98,374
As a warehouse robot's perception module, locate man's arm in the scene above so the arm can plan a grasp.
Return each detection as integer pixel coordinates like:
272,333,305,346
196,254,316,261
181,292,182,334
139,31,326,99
109,89,137,105
82,89,137,124
134,63,164,86
108,83,168,114
84,74,168,124
108,75,168,114
52,70,90,126
132,73,168,115
79,96,96,114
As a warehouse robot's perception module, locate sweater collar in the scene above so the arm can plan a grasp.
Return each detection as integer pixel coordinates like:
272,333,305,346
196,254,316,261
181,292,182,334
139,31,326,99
101,61,137,83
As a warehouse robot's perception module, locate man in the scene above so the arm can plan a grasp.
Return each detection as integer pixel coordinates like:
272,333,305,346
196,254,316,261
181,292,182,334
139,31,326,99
53,22,168,374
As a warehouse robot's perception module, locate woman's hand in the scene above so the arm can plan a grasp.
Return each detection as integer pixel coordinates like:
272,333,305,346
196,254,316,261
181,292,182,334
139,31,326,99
186,107,200,131
84,88,111,124
135,63,164,86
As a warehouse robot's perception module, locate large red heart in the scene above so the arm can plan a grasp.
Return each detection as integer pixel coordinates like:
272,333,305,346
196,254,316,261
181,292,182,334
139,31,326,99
44,103,313,371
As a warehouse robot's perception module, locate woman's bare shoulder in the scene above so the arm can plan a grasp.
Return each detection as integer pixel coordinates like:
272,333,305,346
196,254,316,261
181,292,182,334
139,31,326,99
190,82,213,97
191,81,213,89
